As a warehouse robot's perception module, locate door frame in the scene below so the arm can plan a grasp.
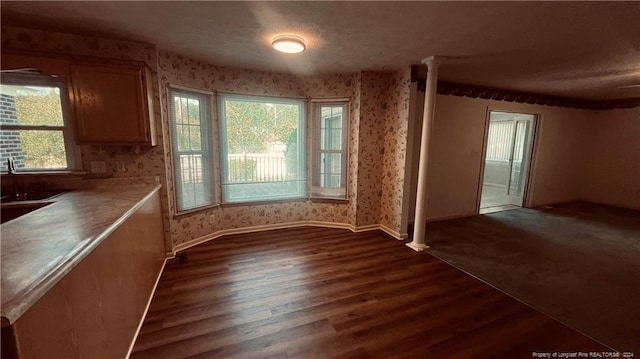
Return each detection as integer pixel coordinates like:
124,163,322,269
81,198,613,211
475,108,540,214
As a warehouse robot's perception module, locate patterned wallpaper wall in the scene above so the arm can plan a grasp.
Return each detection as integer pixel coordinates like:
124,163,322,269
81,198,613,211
1,26,413,250
348,73,362,227
158,50,379,247
380,68,412,234
355,72,391,227
0,26,173,250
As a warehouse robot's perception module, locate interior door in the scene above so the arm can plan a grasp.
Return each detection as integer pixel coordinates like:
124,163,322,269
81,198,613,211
506,117,534,205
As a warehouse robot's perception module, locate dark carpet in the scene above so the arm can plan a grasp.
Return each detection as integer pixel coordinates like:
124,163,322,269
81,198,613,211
425,202,640,352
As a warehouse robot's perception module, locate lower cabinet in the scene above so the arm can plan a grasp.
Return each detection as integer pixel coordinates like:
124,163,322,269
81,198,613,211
3,191,165,359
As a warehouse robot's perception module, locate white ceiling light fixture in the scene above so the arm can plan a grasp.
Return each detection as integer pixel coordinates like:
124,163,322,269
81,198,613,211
272,34,306,54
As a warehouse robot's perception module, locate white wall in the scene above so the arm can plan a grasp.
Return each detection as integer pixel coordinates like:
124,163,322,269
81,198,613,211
580,107,640,210
527,103,593,207
415,94,595,221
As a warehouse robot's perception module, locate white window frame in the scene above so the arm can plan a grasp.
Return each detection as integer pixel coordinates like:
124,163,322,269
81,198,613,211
218,93,307,204
168,86,216,214
0,73,80,172
311,100,349,200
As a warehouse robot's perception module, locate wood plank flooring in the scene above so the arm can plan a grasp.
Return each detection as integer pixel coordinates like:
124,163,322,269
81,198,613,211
131,227,608,358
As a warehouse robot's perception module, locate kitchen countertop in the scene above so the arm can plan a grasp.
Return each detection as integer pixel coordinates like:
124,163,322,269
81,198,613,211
0,183,162,325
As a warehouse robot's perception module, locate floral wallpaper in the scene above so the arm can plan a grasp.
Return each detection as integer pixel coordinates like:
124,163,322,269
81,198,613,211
380,68,412,234
158,50,366,247
348,74,362,227
1,26,171,251
354,72,391,227
0,26,157,69
2,26,413,251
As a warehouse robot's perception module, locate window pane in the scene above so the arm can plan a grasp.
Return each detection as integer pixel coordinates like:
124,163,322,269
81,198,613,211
176,124,189,151
0,128,25,171
485,120,514,161
187,98,200,125
177,154,210,209
220,96,305,203
321,126,343,151
312,102,348,199
320,153,342,187
173,97,183,123
0,129,67,169
189,125,202,151
169,89,213,212
0,85,63,126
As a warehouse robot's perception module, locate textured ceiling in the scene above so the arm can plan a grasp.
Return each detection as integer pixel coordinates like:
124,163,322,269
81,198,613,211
2,1,640,101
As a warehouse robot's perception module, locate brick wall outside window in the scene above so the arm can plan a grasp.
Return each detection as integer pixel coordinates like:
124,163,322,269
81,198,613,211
0,94,26,171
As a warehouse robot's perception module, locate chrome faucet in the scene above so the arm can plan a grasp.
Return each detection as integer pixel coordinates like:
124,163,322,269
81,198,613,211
7,158,16,175
6,158,22,199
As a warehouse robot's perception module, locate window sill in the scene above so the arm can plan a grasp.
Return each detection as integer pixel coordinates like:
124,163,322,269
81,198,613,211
0,171,87,177
310,197,349,204
173,203,220,219
221,197,308,207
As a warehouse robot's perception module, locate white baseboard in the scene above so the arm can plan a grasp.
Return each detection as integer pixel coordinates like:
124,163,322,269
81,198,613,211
426,213,476,222
352,224,380,232
172,221,404,254
379,224,405,240
409,213,475,225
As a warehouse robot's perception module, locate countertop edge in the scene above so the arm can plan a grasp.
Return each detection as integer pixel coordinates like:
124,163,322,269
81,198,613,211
1,184,162,325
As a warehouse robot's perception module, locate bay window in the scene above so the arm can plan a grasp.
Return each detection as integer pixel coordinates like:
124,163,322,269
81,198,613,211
168,87,214,212
168,86,350,211
218,94,306,203
311,101,349,199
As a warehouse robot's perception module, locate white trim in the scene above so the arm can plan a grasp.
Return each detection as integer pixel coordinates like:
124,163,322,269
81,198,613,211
352,224,379,233
172,221,404,254
479,108,539,211
311,101,349,201
125,258,167,359
427,213,476,222
168,87,216,214
216,91,307,101
379,224,405,240
523,114,542,208
306,220,354,231
476,106,492,214
168,83,214,96
310,98,351,103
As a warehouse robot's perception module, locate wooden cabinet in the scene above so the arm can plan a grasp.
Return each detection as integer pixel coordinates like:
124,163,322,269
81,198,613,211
3,190,166,359
70,63,157,146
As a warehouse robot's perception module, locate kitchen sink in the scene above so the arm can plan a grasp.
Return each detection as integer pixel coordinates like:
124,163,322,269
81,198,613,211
0,190,67,203
1,202,54,224
0,190,67,224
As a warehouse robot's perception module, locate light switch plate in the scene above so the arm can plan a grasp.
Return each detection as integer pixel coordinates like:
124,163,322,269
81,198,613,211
90,161,107,173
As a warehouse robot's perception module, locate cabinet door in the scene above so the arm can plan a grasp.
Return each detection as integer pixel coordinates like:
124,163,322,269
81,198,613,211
71,64,153,145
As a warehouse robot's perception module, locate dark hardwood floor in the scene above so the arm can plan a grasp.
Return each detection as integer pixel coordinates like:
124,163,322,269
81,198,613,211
131,227,608,359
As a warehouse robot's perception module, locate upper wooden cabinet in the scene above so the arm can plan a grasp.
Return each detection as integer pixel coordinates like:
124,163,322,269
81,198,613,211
70,64,156,146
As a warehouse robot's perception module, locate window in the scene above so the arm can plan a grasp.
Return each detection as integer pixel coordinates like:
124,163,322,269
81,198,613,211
219,94,306,203
485,120,514,162
169,88,214,212
311,102,349,199
0,73,77,171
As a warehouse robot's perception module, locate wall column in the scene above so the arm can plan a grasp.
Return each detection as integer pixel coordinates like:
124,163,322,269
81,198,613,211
407,56,442,251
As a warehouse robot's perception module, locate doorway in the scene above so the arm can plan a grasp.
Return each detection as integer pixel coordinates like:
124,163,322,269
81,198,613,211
479,111,536,213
